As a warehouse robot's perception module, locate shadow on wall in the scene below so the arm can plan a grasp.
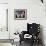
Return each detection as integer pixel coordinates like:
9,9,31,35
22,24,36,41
40,25,45,46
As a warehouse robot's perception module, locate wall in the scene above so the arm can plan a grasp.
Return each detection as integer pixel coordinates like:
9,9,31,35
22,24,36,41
0,0,46,46
0,0,13,46
0,0,8,3
0,3,9,39
9,0,46,45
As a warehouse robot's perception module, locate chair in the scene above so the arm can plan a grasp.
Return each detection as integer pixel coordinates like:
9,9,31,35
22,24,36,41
19,23,40,46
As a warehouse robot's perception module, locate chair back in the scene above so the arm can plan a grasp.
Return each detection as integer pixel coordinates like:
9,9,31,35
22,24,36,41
27,23,40,35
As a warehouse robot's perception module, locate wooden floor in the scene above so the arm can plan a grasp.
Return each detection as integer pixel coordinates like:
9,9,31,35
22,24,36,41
0,39,14,43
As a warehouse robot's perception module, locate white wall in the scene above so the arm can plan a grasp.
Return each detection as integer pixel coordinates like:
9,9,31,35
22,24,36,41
0,2,9,39
0,0,8,3
0,0,46,46
9,0,46,45
0,0,13,46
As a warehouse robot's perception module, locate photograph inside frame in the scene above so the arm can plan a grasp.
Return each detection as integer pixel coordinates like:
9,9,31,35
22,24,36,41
14,9,27,20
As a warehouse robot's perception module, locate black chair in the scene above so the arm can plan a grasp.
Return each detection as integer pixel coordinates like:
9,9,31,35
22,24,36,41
19,23,40,45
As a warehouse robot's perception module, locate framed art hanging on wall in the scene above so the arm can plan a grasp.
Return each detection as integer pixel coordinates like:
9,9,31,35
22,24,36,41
14,9,27,20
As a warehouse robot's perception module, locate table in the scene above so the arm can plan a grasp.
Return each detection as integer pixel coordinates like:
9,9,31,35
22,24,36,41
13,34,20,46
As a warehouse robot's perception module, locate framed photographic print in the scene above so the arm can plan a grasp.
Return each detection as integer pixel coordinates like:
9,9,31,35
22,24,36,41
14,9,27,20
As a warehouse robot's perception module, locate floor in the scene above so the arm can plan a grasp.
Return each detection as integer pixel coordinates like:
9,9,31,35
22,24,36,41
19,41,43,46
0,43,14,46
0,43,43,46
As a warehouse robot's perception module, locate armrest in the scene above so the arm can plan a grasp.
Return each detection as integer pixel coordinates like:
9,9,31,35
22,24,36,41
22,31,28,35
19,31,27,41
19,34,24,41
